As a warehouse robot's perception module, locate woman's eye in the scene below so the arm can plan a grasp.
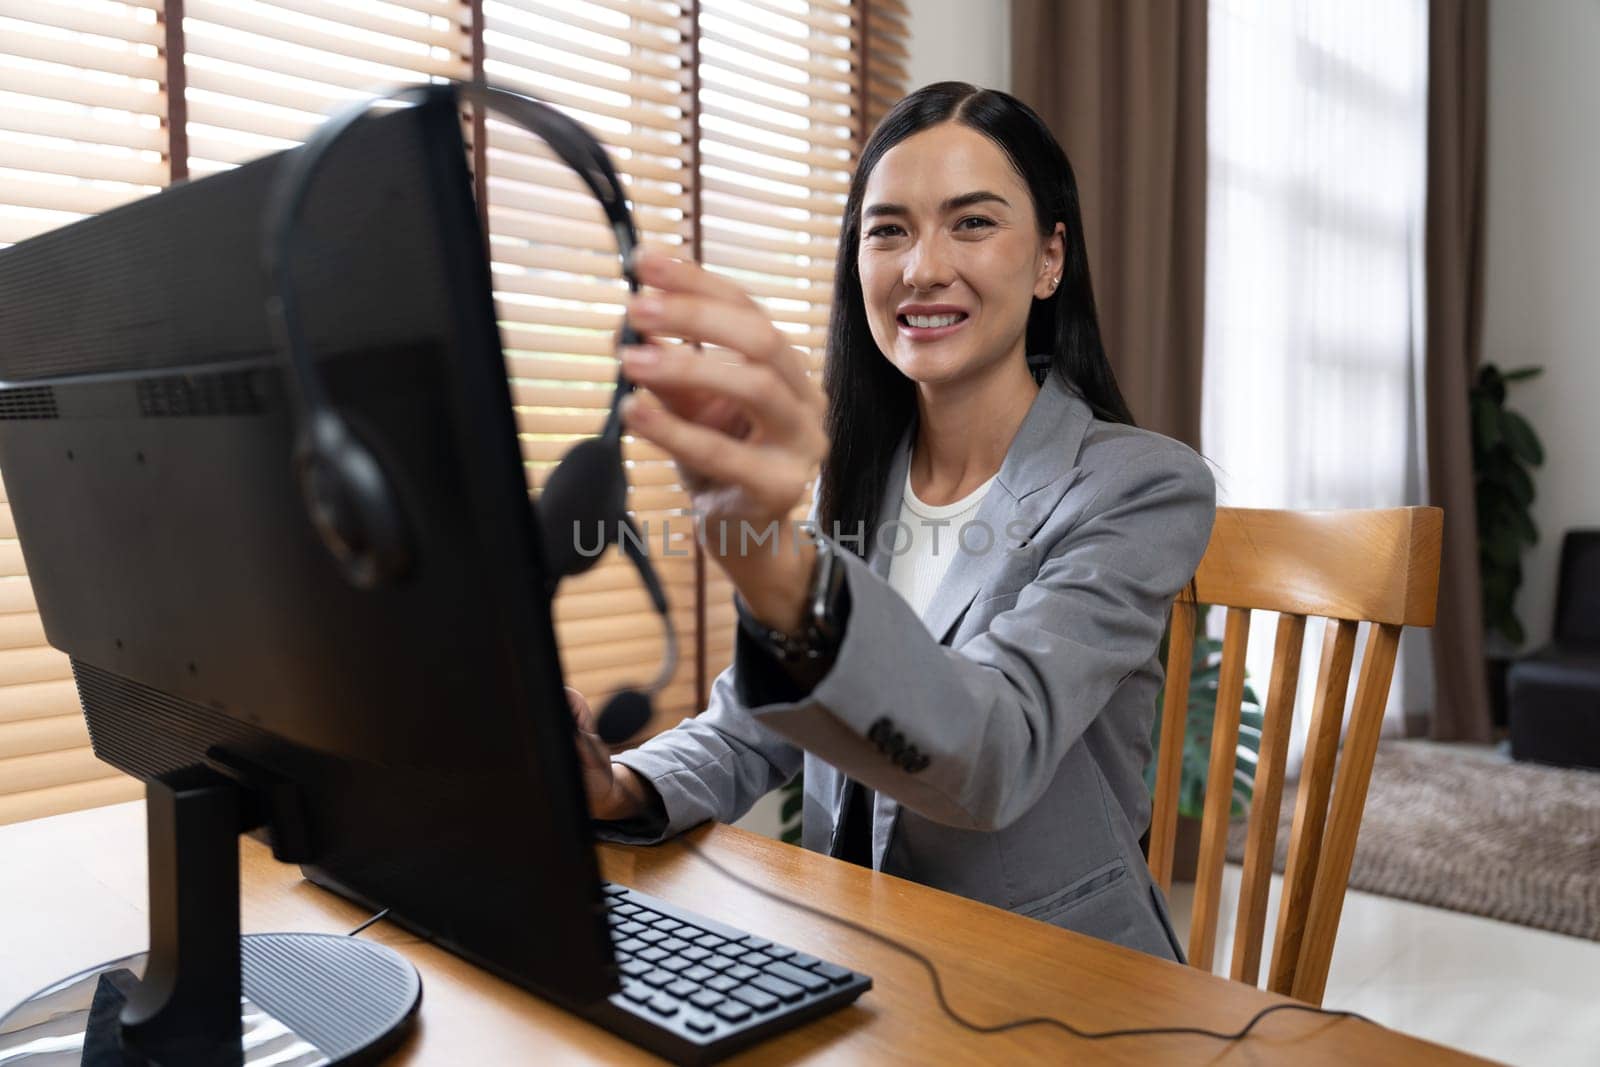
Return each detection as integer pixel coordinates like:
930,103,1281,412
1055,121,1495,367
956,216,995,232
865,224,904,239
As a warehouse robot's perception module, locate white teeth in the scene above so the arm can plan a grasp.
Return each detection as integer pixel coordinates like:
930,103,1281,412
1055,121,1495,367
905,313,962,329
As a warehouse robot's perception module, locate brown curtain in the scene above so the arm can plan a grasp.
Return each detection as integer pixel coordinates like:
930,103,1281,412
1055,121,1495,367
1010,0,1207,449
1424,0,1493,741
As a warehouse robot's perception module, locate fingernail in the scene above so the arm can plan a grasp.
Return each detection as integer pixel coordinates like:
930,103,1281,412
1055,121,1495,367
619,394,650,423
631,294,663,319
621,345,660,367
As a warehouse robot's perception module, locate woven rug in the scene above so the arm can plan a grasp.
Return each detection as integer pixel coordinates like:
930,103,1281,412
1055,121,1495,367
1225,742,1600,941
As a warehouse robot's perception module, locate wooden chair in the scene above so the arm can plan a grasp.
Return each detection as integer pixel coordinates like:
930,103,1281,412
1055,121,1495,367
1147,506,1442,1006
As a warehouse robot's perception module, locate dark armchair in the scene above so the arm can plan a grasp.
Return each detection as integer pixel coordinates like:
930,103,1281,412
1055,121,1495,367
1508,529,1600,769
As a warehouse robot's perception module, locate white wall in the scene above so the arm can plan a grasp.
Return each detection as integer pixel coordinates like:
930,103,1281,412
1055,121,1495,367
904,0,1012,93
1482,0,1600,650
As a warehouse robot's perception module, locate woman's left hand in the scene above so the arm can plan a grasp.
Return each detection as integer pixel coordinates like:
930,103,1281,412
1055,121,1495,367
619,248,829,632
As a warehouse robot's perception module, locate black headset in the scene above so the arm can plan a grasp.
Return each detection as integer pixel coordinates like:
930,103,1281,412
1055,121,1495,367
264,80,671,745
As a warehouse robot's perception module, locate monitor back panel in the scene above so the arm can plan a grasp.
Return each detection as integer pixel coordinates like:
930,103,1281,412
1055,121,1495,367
0,102,615,1003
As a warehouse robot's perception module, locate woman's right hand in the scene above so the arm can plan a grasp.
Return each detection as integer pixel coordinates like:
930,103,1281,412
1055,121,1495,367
566,687,648,821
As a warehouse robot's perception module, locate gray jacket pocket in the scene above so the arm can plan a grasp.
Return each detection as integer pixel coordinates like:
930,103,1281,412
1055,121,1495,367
1017,860,1181,962
1016,858,1128,921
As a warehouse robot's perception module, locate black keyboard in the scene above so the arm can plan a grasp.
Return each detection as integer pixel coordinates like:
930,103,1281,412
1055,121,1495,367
580,882,872,1065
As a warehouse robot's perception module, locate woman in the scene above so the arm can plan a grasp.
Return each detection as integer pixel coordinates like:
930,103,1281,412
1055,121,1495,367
567,82,1214,962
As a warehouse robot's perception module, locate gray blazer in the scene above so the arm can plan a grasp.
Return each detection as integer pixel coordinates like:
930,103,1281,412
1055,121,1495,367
604,372,1216,961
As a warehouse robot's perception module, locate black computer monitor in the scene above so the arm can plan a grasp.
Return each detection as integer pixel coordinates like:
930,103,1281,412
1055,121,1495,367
0,97,614,1062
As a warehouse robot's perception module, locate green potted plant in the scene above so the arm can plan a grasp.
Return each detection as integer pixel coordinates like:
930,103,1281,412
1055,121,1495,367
1471,363,1545,725
1145,604,1262,881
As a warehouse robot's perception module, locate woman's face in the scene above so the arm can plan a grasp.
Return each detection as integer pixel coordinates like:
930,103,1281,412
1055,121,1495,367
856,122,1063,389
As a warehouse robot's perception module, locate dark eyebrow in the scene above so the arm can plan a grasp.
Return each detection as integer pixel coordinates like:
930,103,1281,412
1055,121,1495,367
863,190,1012,219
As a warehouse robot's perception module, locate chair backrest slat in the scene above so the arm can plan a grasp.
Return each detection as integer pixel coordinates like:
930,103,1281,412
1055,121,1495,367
1229,611,1306,985
1149,598,1196,891
1147,506,1441,1005
1267,616,1359,995
1187,606,1251,971
1290,622,1402,1004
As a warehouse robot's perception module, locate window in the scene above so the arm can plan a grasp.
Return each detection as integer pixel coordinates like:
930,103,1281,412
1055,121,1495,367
1202,0,1430,762
0,0,909,822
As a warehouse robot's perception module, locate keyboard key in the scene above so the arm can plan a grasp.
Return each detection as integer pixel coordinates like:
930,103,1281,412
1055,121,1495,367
651,918,683,933
787,953,821,969
622,981,652,1003
689,990,723,1010
647,995,679,1017
702,956,734,972
681,946,711,962
666,979,698,998
619,959,651,977
638,930,668,944
660,937,691,953
729,987,780,1013
684,1011,716,1034
682,965,715,983
641,969,675,988
660,956,693,973
613,903,641,916
738,951,770,968
706,975,739,993
637,947,669,963
726,964,759,981
740,937,772,951
811,962,854,985
602,884,627,896
694,933,726,950
713,1001,753,1023
617,921,646,937
616,938,647,955
763,961,830,994
750,974,805,1004
764,945,795,959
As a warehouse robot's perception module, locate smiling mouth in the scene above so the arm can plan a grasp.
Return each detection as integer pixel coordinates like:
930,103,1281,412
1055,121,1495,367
897,312,969,332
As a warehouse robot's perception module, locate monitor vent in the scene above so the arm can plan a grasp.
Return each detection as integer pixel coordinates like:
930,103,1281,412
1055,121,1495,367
137,371,264,418
0,385,60,421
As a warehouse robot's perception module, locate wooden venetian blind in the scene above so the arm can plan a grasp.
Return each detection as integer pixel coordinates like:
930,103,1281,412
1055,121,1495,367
480,0,702,730
0,0,910,822
180,0,468,176
0,0,169,823
693,0,908,688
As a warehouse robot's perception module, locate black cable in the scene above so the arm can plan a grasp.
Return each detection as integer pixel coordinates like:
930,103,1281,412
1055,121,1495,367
677,839,1379,1045
347,908,390,937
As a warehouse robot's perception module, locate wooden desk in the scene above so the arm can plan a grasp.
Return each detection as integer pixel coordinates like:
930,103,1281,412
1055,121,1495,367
1,803,1486,1065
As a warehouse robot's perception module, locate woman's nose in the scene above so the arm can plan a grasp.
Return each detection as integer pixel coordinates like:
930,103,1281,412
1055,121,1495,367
903,238,955,292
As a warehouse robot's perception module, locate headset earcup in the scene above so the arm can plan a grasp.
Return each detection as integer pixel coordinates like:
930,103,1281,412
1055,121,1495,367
296,411,413,589
539,435,628,581
596,689,653,745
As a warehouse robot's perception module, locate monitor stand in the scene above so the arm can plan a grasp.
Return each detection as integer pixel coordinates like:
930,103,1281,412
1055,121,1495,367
0,763,421,1065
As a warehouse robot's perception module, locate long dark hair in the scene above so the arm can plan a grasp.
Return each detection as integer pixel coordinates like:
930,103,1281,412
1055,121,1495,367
818,82,1134,555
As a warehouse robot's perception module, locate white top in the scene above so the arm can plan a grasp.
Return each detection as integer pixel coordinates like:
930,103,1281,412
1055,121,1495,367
885,464,997,631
